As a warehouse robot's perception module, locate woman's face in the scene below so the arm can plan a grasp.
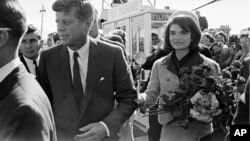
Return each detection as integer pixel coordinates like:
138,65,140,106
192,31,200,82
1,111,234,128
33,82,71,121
200,35,211,47
169,24,192,50
215,34,225,44
213,45,222,54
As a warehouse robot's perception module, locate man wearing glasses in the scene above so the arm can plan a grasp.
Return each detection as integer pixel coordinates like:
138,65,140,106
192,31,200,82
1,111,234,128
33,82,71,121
19,25,42,76
0,0,56,140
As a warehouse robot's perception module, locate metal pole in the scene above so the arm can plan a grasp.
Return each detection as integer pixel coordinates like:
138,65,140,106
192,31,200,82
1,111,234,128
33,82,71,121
192,0,221,11
40,5,46,38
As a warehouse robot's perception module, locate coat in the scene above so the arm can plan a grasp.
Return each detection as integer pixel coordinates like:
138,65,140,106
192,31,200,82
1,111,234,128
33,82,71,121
37,38,138,141
144,51,220,141
0,64,56,141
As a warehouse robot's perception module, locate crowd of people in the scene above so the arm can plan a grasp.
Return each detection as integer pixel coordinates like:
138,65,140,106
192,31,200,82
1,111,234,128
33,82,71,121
0,0,249,141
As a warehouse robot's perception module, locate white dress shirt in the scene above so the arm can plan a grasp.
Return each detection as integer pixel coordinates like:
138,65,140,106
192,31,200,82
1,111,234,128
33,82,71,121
67,37,110,136
0,58,21,83
23,56,39,76
67,39,89,93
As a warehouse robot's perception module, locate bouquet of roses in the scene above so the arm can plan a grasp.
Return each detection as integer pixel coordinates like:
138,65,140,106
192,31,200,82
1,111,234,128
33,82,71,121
143,61,246,131
144,61,246,130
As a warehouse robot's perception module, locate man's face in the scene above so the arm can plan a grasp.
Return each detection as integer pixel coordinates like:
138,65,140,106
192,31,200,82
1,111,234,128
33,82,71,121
215,34,226,44
56,8,90,48
20,32,40,60
47,34,53,47
200,35,211,47
152,34,159,46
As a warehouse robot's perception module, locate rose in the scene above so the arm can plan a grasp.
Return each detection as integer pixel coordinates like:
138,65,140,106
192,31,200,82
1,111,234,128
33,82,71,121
222,69,232,79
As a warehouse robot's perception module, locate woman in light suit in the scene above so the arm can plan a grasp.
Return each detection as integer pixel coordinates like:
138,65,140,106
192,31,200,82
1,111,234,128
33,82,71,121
139,10,220,141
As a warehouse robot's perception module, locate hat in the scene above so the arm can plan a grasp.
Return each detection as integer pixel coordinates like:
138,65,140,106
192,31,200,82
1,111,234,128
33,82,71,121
170,10,199,25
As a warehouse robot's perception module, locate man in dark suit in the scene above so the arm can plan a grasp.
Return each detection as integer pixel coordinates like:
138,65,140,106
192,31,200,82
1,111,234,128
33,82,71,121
19,24,42,76
0,0,57,141
37,0,138,141
195,11,208,32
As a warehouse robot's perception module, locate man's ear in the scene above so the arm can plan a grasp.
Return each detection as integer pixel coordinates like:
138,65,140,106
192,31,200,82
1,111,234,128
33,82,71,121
0,31,9,48
85,18,93,29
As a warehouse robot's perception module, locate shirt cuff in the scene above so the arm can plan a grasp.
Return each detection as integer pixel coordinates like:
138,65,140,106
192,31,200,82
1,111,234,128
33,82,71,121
99,121,110,137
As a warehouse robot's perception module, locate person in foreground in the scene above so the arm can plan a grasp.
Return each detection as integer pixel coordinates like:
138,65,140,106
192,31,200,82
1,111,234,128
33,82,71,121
225,77,250,141
19,25,42,76
0,0,57,140
37,0,138,141
139,10,220,141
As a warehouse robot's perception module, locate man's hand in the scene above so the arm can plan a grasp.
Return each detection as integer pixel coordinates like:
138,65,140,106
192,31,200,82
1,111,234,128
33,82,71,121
74,122,107,141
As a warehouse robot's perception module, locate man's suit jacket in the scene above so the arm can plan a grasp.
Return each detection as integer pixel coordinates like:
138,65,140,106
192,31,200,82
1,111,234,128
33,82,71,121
0,64,57,141
199,16,208,31
37,38,138,141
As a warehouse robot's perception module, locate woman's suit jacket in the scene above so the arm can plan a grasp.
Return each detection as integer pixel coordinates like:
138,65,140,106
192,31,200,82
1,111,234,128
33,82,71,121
37,38,138,141
142,51,220,140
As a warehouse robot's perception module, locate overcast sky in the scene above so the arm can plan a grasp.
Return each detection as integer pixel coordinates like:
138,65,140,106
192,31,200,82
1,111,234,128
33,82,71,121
19,0,250,39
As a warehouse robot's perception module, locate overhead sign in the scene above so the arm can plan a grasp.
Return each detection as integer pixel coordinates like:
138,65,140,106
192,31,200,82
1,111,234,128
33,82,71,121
108,0,141,21
151,13,170,21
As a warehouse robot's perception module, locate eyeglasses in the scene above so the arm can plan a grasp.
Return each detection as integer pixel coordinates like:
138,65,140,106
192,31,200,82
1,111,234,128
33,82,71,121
0,28,12,31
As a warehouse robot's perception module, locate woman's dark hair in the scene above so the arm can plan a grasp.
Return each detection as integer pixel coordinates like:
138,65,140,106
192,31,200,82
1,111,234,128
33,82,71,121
163,15,202,53
229,34,239,43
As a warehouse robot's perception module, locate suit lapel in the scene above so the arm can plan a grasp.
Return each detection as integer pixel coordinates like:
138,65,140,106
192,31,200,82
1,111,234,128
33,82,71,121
20,55,30,73
58,45,74,95
80,38,101,118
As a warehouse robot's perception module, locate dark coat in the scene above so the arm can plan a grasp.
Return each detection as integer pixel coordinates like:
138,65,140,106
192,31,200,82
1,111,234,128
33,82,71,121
0,64,57,141
199,16,208,31
241,56,250,80
224,77,250,141
37,38,138,141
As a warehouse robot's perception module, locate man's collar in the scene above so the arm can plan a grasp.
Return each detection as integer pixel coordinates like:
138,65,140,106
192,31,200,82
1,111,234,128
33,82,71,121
23,55,39,63
67,37,90,59
0,58,21,83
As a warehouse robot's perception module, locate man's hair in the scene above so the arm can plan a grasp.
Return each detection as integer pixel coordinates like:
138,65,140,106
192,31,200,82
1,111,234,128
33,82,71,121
52,0,94,22
104,34,124,45
26,24,41,40
113,29,126,44
52,32,60,43
0,0,27,40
